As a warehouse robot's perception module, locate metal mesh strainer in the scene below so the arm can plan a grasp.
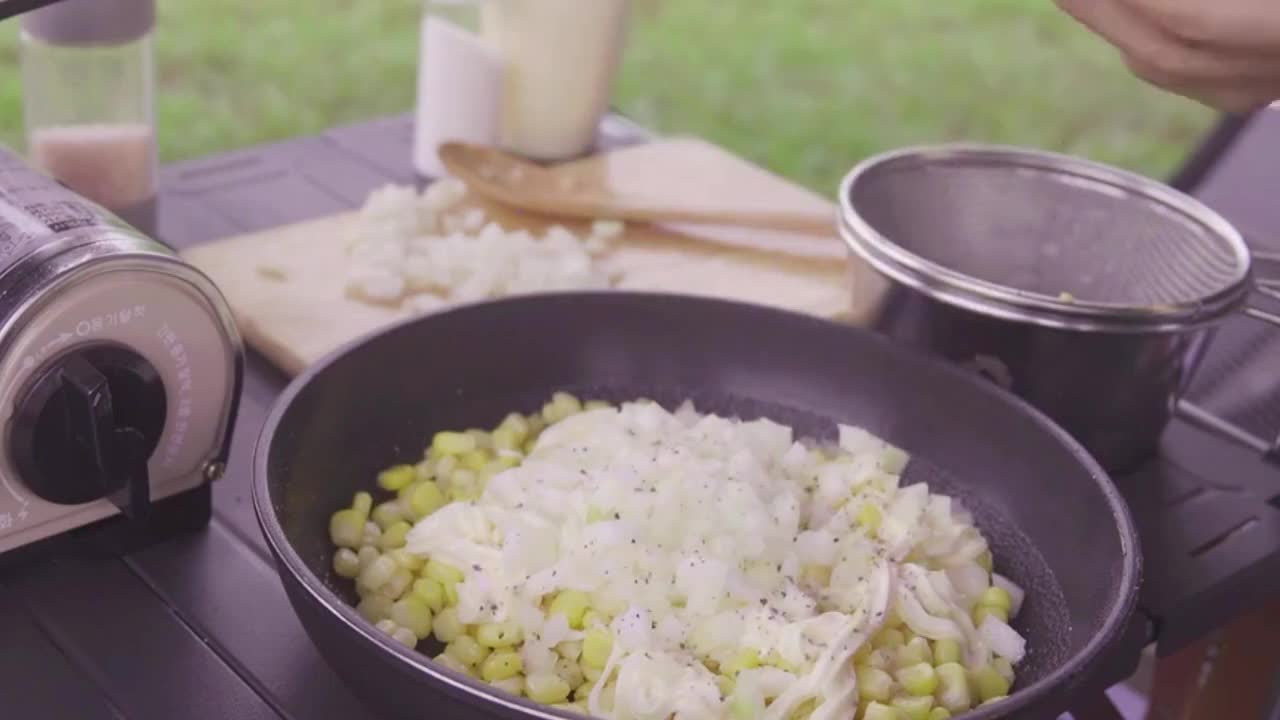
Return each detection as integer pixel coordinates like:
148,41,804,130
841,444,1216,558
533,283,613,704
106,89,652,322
840,144,1255,330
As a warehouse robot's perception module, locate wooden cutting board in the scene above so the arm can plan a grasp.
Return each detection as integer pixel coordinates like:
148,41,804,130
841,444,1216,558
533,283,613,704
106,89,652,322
182,137,882,376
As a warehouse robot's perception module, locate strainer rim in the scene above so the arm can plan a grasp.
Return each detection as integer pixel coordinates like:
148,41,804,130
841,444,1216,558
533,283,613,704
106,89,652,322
838,142,1254,331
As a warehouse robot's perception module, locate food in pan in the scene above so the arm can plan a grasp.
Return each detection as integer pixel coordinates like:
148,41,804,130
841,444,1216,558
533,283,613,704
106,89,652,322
328,394,1027,720
343,181,622,310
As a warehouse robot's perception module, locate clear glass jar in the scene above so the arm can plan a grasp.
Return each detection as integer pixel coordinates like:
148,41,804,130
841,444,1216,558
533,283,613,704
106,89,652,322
19,0,158,237
413,0,505,178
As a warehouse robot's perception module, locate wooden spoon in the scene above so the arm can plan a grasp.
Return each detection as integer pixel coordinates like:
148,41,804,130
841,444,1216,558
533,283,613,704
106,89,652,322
438,141,839,238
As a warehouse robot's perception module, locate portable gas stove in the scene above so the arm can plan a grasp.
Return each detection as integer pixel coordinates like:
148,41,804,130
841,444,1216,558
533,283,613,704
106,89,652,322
0,146,242,567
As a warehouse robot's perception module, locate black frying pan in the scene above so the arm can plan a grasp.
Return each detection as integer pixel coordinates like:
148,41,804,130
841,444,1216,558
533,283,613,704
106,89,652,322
252,292,1141,720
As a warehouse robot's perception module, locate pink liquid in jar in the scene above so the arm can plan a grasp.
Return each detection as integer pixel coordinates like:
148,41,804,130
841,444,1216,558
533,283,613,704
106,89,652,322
29,123,157,235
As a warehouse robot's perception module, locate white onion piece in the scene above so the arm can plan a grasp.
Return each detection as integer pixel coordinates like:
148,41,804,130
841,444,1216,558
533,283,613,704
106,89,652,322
979,614,1027,664
896,584,963,640
993,572,1026,617
739,667,798,700
613,653,679,720
946,563,991,605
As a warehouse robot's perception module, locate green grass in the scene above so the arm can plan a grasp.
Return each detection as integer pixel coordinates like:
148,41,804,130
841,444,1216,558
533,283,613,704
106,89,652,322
0,0,1214,194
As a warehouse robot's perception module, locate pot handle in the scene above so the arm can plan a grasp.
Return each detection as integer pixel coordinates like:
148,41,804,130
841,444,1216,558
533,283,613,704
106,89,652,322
1176,399,1278,461
1245,249,1280,326
1179,247,1280,460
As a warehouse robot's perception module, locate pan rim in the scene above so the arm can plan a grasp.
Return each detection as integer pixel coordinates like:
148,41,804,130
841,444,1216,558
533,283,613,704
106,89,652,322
251,290,1142,720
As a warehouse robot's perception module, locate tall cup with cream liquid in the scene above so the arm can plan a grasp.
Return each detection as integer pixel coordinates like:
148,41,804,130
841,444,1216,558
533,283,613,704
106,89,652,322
484,0,632,162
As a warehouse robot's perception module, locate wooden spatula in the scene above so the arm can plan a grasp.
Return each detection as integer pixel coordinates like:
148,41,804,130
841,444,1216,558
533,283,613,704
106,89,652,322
438,141,839,238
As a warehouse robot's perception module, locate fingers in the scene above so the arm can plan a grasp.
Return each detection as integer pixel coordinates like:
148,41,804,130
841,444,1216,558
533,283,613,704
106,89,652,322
1057,0,1276,82
1147,76,1280,113
1056,0,1280,111
1056,0,1156,58
1118,0,1280,53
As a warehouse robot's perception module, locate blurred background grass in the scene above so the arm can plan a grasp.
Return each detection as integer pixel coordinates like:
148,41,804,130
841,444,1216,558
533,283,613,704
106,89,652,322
0,0,1215,193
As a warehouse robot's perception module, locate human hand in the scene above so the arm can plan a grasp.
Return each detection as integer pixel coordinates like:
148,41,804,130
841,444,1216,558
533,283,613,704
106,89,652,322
1056,0,1280,112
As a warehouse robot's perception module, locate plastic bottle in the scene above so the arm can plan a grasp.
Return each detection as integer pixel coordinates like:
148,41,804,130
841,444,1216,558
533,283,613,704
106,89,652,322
20,0,159,237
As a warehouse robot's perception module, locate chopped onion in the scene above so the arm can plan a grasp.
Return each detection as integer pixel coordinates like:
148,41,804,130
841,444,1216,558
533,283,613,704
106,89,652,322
343,181,612,310
399,400,1019,719
946,563,991,605
978,614,1027,664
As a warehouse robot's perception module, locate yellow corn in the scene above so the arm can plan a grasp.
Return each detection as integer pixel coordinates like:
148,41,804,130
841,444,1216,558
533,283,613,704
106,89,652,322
389,597,434,638
407,481,446,520
971,665,1011,702
432,431,476,456
855,665,892,702
976,550,993,573
491,675,525,696
411,577,446,612
873,628,905,650
356,595,392,624
388,548,424,572
526,673,572,704
980,586,1012,613
554,657,585,689
351,492,373,516
378,521,411,550
993,657,1015,684
896,663,938,696
329,509,366,548
856,503,883,533
333,548,360,578
371,501,404,530
973,604,1009,626
548,590,590,629
932,638,961,666
434,653,473,676
891,695,934,720
460,449,490,472
722,648,762,677
582,627,613,668
432,607,465,643
476,621,523,648
897,636,933,667
480,651,524,682
935,663,971,713
445,635,490,667
426,559,464,585
377,464,417,491
862,702,897,720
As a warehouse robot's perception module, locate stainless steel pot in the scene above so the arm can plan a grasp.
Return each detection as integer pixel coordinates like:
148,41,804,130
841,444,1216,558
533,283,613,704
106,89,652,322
838,144,1279,473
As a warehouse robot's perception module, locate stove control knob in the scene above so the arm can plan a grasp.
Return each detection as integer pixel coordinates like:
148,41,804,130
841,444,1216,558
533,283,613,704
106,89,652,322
8,344,167,520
